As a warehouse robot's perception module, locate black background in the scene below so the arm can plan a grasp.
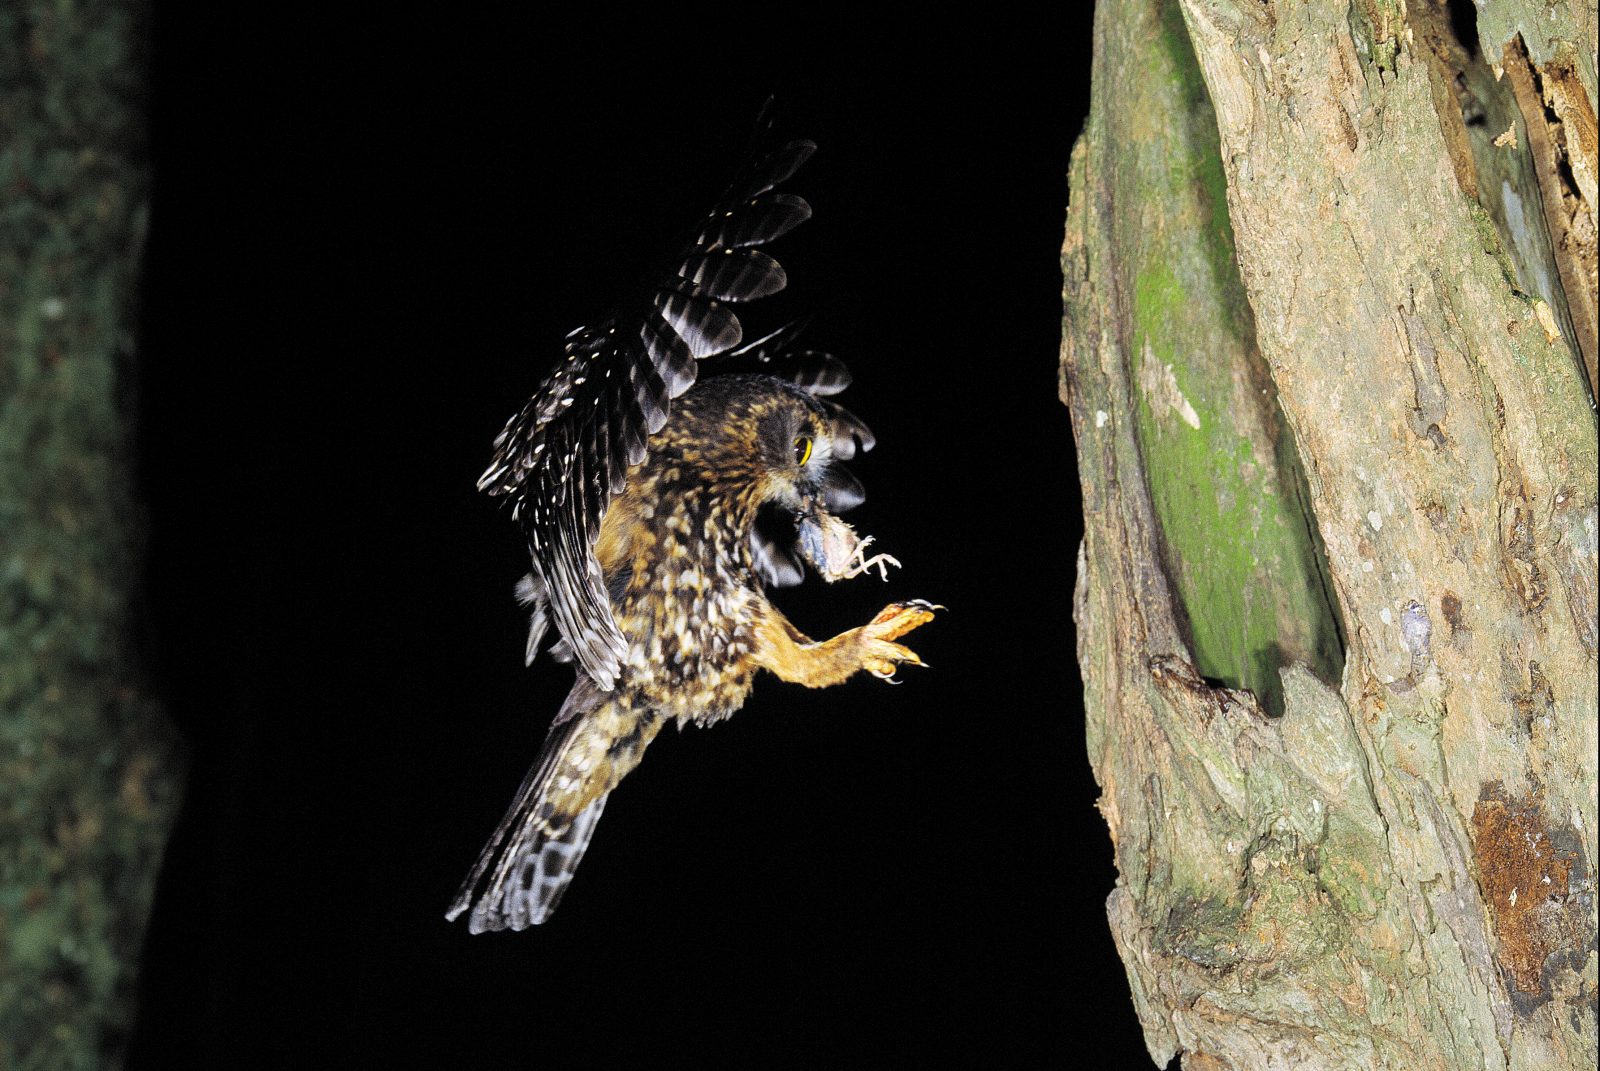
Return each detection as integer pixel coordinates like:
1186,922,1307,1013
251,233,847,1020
129,9,1151,1068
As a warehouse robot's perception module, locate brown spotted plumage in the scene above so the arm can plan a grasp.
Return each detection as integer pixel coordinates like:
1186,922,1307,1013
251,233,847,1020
447,113,936,933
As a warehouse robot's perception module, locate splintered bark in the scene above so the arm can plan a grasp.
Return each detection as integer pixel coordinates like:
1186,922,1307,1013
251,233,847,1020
1061,0,1597,1068
1,3,180,1068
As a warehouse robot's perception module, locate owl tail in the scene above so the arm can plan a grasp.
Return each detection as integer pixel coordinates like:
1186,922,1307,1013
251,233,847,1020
447,683,658,932
447,789,609,933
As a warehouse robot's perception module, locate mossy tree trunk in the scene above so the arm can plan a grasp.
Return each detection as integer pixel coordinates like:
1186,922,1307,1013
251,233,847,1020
1060,0,1596,1067
1,3,181,1068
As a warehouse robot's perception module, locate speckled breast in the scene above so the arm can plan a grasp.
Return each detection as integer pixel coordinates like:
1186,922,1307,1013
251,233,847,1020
612,540,763,725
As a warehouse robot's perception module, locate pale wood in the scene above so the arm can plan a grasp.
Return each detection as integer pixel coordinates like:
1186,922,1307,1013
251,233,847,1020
1061,0,1598,1066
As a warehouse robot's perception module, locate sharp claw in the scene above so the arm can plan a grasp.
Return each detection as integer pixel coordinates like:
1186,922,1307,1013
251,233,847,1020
859,600,938,681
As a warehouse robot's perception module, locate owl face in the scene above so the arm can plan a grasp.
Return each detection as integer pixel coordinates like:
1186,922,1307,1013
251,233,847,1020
754,391,829,504
748,384,864,524
667,374,868,588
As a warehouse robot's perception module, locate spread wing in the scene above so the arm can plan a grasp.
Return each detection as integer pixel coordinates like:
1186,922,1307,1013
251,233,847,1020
478,117,816,689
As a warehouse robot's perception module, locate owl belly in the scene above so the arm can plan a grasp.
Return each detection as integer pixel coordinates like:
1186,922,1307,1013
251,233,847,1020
614,561,761,725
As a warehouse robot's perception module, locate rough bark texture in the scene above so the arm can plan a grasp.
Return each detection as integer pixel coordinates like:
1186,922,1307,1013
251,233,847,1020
1061,0,1597,1067
0,3,181,1068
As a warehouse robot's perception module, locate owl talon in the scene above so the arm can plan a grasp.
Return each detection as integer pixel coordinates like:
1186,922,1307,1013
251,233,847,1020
865,600,941,641
858,600,939,681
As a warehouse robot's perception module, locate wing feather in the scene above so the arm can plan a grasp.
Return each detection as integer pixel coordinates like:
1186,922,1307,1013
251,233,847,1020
692,192,811,250
820,398,875,459
479,113,816,688
677,249,787,301
655,286,743,356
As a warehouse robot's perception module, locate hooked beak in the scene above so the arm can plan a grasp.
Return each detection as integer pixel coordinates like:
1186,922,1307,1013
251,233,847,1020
795,492,834,574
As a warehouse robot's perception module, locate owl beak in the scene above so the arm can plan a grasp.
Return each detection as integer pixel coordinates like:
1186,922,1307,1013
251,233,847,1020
794,490,832,568
795,464,863,521
794,490,825,530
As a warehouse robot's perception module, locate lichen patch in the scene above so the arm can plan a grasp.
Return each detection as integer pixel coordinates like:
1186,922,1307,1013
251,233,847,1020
1139,340,1202,430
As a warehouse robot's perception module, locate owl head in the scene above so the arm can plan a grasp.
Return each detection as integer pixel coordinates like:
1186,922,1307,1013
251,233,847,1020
686,363,875,588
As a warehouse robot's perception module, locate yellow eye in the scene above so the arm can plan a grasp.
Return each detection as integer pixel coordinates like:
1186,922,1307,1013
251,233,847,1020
793,435,814,466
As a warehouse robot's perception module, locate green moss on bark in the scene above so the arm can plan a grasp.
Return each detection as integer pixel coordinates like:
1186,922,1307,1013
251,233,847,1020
0,3,181,1068
1116,1,1344,716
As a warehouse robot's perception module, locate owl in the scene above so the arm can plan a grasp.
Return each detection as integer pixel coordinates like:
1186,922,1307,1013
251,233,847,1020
447,112,937,932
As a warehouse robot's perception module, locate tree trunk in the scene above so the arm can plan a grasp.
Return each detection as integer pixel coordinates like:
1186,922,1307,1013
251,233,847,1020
1060,0,1597,1067
1,3,182,1067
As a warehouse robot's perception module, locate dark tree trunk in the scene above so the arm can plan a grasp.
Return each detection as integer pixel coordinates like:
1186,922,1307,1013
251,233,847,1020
1,3,181,1067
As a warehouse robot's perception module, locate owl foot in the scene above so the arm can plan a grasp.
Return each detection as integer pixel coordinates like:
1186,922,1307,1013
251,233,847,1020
860,600,941,680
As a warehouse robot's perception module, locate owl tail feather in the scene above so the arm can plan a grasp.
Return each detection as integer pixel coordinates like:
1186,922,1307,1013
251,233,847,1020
447,682,657,932
446,790,609,933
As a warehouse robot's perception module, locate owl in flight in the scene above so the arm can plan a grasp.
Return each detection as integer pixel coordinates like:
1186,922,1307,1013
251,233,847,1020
447,111,937,932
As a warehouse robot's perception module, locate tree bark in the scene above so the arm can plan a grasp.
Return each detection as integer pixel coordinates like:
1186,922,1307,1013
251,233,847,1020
0,3,181,1067
1061,0,1597,1067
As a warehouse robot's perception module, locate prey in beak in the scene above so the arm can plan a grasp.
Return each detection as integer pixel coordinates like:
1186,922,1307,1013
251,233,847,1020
794,498,900,583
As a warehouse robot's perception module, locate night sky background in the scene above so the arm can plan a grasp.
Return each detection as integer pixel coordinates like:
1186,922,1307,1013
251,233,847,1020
127,9,1154,1067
